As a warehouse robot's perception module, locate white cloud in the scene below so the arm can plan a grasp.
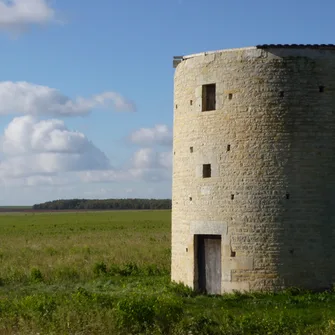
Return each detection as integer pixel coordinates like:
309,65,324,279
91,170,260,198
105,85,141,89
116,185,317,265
132,148,172,170
78,148,172,184
0,117,172,183
0,0,56,33
24,175,68,187
0,116,110,177
127,148,172,182
3,115,100,155
129,124,172,146
0,117,172,204
0,81,136,116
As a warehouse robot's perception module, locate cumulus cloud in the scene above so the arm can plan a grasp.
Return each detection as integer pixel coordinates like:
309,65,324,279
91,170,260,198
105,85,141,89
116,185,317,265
3,115,101,155
0,81,136,116
132,148,172,170
79,148,172,184
0,116,110,177
129,124,172,146
0,116,172,197
129,148,172,182
0,0,56,33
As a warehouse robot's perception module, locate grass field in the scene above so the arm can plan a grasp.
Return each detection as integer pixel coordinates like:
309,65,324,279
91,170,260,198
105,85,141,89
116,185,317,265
1,210,335,334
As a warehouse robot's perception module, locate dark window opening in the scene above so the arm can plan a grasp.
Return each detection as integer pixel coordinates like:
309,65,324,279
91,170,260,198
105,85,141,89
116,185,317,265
231,194,235,200
280,91,284,97
190,100,193,105
202,84,216,111
230,250,236,257
227,144,231,152
189,197,192,201
175,104,178,109
228,93,233,100
286,193,290,199
186,248,188,252
202,164,211,178
319,86,325,93
190,147,193,153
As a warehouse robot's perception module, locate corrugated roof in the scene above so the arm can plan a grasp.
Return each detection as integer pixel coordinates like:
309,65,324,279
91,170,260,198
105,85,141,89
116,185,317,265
256,44,335,49
173,45,335,67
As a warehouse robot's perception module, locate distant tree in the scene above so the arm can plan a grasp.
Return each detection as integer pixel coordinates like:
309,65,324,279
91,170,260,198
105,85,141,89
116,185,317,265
32,198,172,211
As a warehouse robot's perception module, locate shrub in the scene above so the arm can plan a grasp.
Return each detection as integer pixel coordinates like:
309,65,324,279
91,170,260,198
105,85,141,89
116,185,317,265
115,293,184,334
54,267,80,281
118,262,139,276
30,268,43,283
108,263,168,277
167,281,197,297
15,294,57,323
143,264,164,276
93,262,108,276
153,294,184,333
187,315,221,335
115,294,156,333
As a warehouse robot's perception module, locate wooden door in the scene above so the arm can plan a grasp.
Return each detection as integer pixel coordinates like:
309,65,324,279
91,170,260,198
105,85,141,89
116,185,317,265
197,235,222,294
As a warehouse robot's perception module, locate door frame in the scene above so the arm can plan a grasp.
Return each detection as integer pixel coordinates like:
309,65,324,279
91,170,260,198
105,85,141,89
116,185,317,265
194,234,222,294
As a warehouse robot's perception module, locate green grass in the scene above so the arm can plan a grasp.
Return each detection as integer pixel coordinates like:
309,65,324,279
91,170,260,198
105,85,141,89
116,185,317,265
0,210,170,283
0,210,335,334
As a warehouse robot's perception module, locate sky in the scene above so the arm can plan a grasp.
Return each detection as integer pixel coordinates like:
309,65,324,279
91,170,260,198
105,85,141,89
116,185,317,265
0,0,334,206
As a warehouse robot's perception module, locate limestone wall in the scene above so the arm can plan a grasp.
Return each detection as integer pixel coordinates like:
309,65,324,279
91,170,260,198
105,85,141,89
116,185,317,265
171,46,335,292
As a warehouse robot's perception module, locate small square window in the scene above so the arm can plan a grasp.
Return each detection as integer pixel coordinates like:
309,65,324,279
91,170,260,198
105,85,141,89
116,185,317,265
190,147,193,153
202,84,216,111
319,86,325,93
228,93,233,100
202,164,211,178
280,91,284,97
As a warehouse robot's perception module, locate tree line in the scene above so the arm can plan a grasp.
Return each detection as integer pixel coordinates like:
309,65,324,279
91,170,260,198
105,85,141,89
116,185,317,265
32,198,172,211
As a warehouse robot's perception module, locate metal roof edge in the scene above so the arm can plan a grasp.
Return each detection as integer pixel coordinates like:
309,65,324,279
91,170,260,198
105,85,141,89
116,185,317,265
182,46,257,60
173,44,335,68
256,44,335,49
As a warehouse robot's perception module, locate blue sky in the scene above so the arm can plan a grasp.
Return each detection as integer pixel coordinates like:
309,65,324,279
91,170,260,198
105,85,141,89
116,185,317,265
0,0,333,205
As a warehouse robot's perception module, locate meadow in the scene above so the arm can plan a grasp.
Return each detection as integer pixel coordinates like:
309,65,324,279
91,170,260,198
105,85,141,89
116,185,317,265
0,210,335,334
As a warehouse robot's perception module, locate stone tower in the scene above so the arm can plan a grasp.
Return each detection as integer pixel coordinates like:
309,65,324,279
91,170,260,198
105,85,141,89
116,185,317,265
171,44,335,294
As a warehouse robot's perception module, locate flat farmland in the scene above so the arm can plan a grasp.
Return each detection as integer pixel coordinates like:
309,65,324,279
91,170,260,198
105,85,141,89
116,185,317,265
0,210,171,282
0,210,335,334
